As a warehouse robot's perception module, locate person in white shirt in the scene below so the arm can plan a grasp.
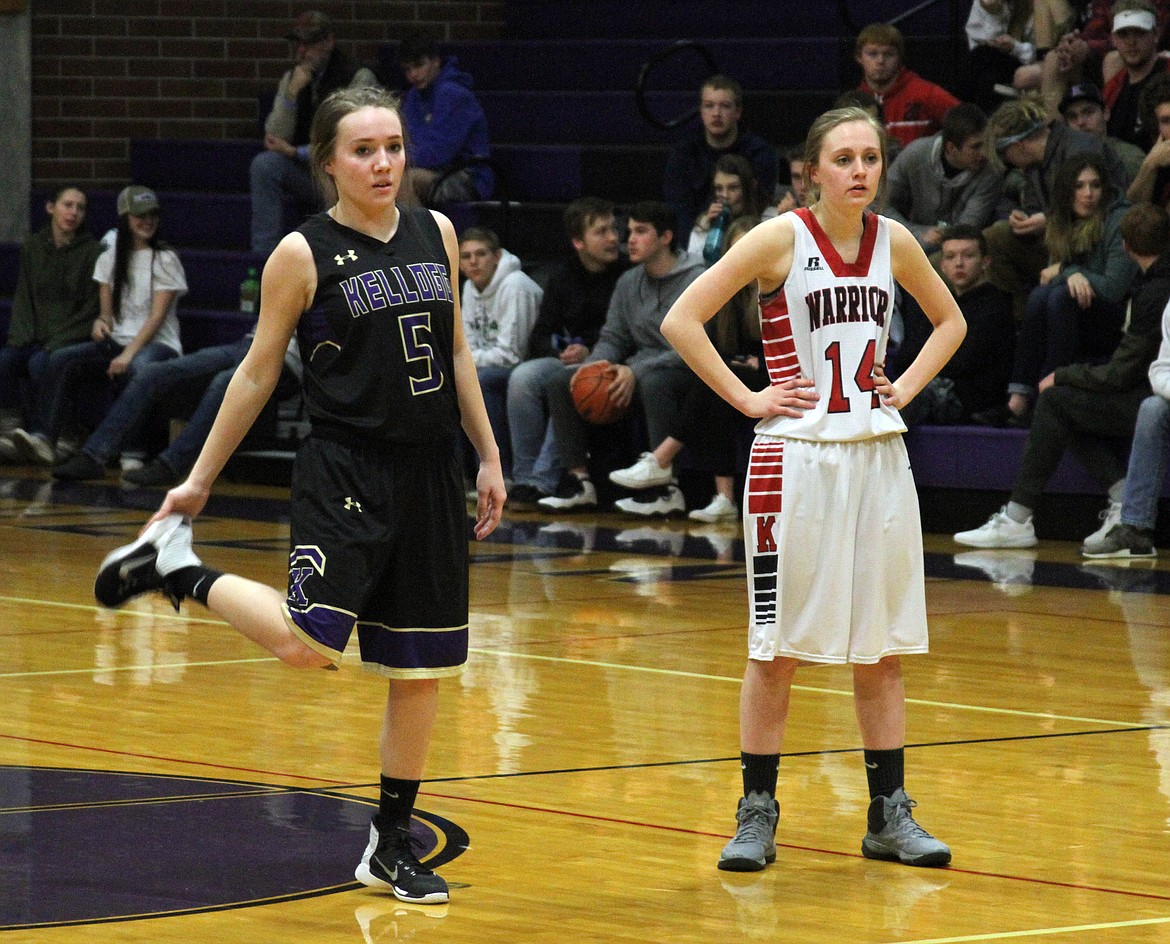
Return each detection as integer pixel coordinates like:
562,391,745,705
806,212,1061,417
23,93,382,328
459,227,543,477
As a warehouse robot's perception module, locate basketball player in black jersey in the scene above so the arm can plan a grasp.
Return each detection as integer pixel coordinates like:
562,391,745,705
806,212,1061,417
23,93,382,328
94,86,506,904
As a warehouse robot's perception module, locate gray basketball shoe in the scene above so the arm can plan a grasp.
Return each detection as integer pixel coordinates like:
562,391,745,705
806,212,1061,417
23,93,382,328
862,788,951,867
717,791,779,871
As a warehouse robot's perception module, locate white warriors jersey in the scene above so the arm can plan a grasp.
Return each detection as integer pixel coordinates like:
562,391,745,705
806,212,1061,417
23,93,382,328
755,208,906,442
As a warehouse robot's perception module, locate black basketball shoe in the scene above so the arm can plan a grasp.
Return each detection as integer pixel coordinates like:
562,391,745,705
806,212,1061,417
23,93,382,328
355,820,449,904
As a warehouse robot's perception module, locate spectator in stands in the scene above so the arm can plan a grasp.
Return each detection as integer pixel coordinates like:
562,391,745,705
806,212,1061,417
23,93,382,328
536,201,705,512
663,74,778,240
1082,240,1170,556
457,227,542,479
506,198,628,506
685,154,765,258
50,331,302,486
1060,80,1147,179
250,10,378,254
884,103,1003,252
772,143,810,215
1002,153,1137,425
854,22,960,149
1104,1,1170,147
896,225,1016,425
7,186,185,465
961,0,1039,113
609,216,766,520
0,185,102,461
955,201,1170,548
1036,0,1115,115
982,95,1129,314
397,33,493,205
1128,72,1170,204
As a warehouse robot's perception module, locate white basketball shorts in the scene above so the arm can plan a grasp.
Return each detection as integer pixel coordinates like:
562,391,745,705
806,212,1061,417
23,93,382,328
743,433,928,664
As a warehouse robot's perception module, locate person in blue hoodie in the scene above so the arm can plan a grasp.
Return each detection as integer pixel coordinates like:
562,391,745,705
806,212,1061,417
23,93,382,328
397,34,493,204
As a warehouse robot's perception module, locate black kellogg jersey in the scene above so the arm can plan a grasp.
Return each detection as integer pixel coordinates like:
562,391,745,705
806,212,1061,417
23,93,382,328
295,208,461,443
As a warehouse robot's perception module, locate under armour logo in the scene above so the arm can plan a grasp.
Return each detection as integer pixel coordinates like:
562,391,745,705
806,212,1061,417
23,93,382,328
335,249,358,265
805,256,822,271
344,497,363,512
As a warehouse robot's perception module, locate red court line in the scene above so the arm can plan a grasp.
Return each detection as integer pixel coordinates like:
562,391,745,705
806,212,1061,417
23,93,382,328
0,734,349,786
423,790,1170,905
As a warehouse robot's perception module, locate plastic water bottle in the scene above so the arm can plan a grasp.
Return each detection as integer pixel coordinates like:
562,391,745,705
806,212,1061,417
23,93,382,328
239,267,260,314
703,204,731,263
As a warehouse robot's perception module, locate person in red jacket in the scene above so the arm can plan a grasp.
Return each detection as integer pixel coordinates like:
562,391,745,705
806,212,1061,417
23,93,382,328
855,23,959,149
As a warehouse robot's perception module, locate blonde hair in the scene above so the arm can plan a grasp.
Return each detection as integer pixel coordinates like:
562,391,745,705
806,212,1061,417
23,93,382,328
801,106,889,204
985,94,1051,170
309,86,404,205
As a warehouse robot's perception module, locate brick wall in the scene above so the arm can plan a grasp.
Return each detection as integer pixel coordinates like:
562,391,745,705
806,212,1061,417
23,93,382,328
31,0,503,188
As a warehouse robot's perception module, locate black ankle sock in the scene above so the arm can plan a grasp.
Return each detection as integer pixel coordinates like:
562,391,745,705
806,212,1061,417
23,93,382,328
741,752,780,799
375,775,421,831
864,747,905,832
164,565,223,606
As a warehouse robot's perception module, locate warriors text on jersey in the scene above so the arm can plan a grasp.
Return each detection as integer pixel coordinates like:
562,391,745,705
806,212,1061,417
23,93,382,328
755,207,905,442
295,208,461,443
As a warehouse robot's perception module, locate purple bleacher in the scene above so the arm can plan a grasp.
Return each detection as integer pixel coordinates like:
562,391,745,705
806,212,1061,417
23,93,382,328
0,243,21,297
379,38,841,93
905,426,1126,496
479,88,831,149
177,249,270,311
131,139,261,194
491,145,582,201
501,0,953,39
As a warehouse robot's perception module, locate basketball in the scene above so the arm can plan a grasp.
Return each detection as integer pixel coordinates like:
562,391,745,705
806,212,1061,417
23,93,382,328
571,361,628,425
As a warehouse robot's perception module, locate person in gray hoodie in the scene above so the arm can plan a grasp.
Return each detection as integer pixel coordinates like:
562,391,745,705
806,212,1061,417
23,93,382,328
883,103,1002,252
458,227,543,478
538,201,705,511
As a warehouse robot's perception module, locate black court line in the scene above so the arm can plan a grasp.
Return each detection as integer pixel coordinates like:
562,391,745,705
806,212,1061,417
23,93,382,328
290,725,1163,792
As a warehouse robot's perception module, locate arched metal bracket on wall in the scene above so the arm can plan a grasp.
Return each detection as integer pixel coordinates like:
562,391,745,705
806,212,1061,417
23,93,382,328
634,40,720,131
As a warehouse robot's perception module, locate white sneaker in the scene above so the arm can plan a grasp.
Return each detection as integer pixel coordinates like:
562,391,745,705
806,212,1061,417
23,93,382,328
688,493,738,522
10,429,55,465
537,474,598,511
1083,500,1122,546
953,507,1037,548
119,453,146,473
93,514,202,609
953,550,1036,595
0,433,19,464
614,484,685,517
609,452,674,489
615,526,686,555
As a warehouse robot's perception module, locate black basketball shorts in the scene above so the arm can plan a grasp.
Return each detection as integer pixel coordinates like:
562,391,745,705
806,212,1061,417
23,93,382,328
282,434,470,678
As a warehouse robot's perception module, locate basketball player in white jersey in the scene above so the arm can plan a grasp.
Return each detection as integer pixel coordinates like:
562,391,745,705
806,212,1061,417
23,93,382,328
662,107,966,871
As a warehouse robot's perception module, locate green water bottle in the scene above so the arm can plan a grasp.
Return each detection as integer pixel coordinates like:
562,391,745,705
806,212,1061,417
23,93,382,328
239,267,260,314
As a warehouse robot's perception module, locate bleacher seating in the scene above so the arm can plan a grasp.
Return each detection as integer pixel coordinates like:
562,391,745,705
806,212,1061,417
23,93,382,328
8,1,1161,521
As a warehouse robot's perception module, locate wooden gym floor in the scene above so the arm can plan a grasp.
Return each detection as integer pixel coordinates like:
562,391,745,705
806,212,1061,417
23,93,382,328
2,469,1170,943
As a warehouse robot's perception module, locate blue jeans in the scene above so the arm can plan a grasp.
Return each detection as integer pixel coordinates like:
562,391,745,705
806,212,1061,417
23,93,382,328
0,344,52,415
32,339,177,443
250,150,318,254
82,338,251,466
1121,394,1170,530
506,357,563,492
475,364,513,477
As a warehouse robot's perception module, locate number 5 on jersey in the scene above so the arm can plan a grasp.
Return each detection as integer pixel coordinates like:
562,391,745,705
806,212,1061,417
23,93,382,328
399,312,445,395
